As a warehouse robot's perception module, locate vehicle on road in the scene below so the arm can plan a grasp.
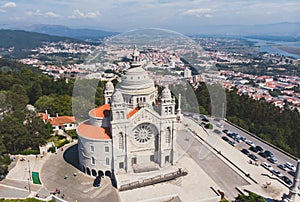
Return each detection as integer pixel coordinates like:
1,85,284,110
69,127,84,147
241,148,250,156
249,146,259,153
240,136,247,142
281,176,293,185
93,176,101,187
245,140,255,147
222,136,229,142
268,157,278,164
278,164,289,171
261,162,274,172
285,162,296,171
249,154,258,161
272,169,283,177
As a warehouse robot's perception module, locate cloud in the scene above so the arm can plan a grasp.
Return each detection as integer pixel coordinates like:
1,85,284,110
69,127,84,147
45,11,61,18
181,8,213,17
1,2,16,8
68,9,100,19
27,10,61,18
0,8,5,13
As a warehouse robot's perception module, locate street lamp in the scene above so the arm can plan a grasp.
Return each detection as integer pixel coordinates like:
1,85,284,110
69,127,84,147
28,160,31,181
27,178,31,192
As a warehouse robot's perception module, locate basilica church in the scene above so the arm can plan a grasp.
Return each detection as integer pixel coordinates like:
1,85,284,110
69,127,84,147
77,47,181,179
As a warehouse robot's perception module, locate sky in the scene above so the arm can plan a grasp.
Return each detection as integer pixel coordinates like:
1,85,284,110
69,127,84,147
0,0,300,33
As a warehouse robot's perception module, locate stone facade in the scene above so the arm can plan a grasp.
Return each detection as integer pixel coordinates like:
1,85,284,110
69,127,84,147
77,48,180,178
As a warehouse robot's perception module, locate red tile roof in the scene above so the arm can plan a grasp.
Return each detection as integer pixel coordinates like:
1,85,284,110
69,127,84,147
37,113,48,120
49,116,75,126
127,107,139,119
89,104,111,118
77,121,111,140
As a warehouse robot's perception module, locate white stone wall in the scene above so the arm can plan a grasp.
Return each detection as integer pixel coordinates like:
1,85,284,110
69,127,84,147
77,133,112,176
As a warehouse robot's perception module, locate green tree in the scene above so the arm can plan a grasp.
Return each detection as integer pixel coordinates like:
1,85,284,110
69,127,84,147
234,192,266,202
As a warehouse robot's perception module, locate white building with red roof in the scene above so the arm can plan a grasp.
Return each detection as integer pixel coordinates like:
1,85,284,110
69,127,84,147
37,112,76,131
77,48,181,180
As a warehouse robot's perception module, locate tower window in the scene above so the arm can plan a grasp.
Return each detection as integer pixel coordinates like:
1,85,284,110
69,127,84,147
90,145,94,153
91,157,95,165
166,127,171,144
119,133,124,150
105,146,109,153
106,157,110,165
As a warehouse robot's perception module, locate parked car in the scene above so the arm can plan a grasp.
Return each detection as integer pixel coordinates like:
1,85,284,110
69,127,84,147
241,148,250,156
249,154,258,161
216,122,223,128
268,157,278,164
245,140,255,147
281,176,293,185
255,145,264,152
258,151,271,158
239,136,247,142
236,137,243,143
272,169,283,177
202,118,209,122
222,129,229,134
261,162,274,172
228,140,237,147
222,136,229,142
288,170,295,177
278,164,289,171
213,129,221,134
264,150,274,158
249,146,259,153
285,162,296,171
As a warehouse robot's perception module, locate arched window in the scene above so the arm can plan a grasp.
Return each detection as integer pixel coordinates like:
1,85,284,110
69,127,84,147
106,157,110,165
91,157,95,165
166,127,171,144
119,132,124,150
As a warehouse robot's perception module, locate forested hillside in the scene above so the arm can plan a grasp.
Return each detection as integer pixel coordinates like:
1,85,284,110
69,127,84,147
0,29,81,58
195,82,300,158
0,58,106,177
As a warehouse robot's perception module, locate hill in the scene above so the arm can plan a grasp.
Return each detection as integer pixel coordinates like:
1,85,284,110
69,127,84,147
0,29,82,58
22,24,117,41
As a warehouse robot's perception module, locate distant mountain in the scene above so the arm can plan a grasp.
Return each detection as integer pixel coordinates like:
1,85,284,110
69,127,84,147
0,29,82,58
22,24,117,40
193,22,300,36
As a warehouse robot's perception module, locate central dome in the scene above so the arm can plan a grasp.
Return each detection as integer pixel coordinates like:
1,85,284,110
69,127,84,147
119,66,155,94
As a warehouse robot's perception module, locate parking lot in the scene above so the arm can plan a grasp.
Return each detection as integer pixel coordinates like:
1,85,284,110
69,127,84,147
218,122,297,188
